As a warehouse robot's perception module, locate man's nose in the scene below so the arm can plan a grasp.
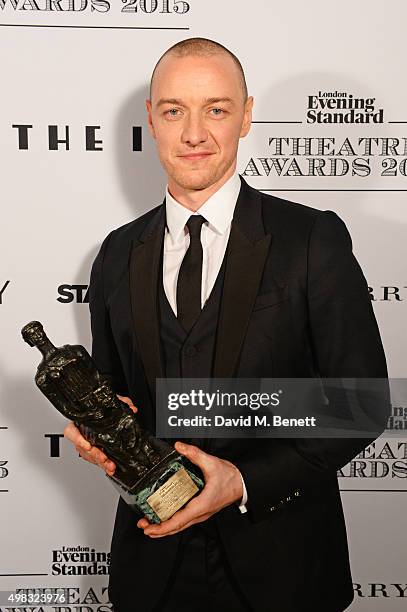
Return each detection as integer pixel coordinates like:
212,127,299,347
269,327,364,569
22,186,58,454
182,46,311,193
181,113,208,146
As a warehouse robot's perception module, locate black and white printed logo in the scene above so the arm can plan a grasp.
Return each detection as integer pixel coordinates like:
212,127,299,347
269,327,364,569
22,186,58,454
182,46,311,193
52,546,110,576
57,284,89,304
339,439,407,480
0,0,190,15
369,285,406,302
11,125,142,152
244,91,407,182
307,91,384,124
354,583,407,598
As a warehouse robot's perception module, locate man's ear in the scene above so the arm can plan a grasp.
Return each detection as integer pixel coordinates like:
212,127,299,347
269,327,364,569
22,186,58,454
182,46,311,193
145,99,156,139
240,96,254,138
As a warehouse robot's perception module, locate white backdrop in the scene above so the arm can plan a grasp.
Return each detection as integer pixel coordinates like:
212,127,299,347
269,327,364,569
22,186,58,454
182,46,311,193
1,1,406,610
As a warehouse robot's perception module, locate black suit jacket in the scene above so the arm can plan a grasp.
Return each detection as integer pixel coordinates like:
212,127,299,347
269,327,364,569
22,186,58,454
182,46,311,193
89,175,388,612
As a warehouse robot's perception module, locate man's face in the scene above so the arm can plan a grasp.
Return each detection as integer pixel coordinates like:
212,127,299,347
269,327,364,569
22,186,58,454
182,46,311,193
146,53,253,192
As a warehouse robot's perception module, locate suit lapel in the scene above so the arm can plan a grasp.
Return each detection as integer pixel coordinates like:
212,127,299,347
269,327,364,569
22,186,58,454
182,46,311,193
129,204,166,401
213,177,272,377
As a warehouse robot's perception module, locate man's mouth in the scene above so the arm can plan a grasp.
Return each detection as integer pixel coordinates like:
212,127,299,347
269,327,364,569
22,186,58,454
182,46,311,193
178,152,214,161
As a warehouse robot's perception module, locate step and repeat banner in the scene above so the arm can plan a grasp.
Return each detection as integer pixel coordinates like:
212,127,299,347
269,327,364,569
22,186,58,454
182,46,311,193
1,1,406,610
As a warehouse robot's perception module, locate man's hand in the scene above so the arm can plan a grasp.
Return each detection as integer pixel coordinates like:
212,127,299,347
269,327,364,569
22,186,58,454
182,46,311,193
63,394,137,476
137,441,244,538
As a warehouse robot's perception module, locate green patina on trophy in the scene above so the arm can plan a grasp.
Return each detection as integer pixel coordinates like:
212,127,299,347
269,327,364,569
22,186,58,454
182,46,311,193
21,321,204,524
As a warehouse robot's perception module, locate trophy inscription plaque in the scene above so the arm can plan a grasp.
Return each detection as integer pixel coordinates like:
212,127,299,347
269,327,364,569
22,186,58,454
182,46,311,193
21,321,204,523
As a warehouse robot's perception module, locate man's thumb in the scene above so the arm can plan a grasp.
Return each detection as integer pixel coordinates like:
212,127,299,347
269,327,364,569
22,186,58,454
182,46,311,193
175,441,205,464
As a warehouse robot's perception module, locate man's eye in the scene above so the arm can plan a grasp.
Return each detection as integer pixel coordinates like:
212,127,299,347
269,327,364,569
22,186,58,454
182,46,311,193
166,109,180,117
210,108,225,116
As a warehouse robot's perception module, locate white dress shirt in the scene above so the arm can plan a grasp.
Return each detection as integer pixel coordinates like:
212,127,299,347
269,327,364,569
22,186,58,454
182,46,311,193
163,170,248,513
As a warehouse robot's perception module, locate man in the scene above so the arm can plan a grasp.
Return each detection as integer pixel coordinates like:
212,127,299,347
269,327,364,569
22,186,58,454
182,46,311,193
64,37,388,612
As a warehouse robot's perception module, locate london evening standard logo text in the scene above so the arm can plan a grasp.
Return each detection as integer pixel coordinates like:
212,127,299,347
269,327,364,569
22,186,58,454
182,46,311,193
307,91,384,124
242,90,407,180
52,546,110,576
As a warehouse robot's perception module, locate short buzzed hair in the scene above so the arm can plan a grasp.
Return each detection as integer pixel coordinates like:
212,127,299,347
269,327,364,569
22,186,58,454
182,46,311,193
149,37,248,102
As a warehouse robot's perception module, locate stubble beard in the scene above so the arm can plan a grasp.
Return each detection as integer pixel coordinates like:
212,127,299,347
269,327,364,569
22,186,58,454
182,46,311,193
164,156,233,192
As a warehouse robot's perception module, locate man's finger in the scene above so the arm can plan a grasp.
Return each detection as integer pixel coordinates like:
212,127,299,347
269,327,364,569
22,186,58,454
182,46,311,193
64,421,91,451
174,441,212,475
146,511,213,538
143,493,209,537
117,394,138,414
85,446,107,463
76,445,116,474
148,514,213,538
76,445,101,464
76,447,97,465
105,462,116,476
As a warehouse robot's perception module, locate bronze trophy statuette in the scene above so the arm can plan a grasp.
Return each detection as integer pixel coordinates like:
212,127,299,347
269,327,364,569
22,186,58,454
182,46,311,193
21,321,204,523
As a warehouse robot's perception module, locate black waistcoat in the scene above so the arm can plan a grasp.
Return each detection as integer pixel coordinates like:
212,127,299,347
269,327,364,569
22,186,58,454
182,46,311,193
157,235,228,446
158,249,227,377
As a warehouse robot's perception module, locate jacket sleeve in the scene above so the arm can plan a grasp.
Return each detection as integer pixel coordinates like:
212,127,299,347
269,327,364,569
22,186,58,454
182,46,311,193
233,210,390,523
88,231,129,396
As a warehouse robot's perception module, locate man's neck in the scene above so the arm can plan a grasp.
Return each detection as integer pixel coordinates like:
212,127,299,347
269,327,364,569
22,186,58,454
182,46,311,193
167,163,237,212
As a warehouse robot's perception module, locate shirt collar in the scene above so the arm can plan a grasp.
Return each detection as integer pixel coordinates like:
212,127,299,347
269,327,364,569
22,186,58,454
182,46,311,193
165,171,241,243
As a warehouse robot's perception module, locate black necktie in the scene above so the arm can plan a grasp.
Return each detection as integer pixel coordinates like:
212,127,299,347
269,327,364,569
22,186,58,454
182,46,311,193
176,214,206,332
